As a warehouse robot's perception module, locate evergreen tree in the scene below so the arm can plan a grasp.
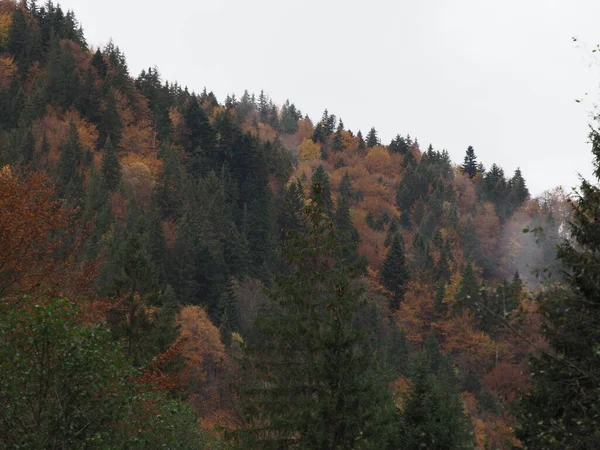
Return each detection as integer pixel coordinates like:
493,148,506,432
334,193,361,267
394,343,474,450
8,6,27,69
453,263,480,313
507,167,529,211
380,233,408,310
233,182,394,449
278,180,305,240
366,127,379,147
57,119,83,201
462,145,478,178
357,129,366,153
311,165,333,215
389,134,409,154
338,170,358,204
101,137,121,192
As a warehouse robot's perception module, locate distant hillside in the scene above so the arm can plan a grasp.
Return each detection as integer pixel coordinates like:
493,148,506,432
0,1,575,448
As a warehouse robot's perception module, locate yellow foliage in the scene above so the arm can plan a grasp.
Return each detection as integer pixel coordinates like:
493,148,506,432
121,160,155,206
395,283,436,344
443,270,462,305
298,138,321,161
0,13,11,50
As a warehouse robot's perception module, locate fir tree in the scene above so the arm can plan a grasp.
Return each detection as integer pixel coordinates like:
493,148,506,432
8,6,27,68
395,342,474,450
233,182,394,449
462,145,478,178
366,126,379,147
380,233,408,310
311,165,333,215
101,137,121,192
57,119,83,201
389,134,409,154
357,129,366,153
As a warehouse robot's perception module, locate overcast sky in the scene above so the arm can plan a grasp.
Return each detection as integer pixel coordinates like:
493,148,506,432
58,0,600,196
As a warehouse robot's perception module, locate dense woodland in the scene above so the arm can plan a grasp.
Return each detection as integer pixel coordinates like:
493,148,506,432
1,1,599,448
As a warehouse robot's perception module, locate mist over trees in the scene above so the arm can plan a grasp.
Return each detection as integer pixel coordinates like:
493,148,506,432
0,0,597,448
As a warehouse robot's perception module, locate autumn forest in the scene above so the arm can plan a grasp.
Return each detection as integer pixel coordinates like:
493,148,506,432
1,1,600,449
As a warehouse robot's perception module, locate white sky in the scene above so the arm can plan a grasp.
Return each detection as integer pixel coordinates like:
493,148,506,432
58,0,600,196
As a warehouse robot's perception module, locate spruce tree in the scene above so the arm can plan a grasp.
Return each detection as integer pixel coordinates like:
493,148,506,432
101,137,121,192
357,130,366,153
380,233,408,310
233,182,394,449
8,7,27,69
462,145,478,178
311,165,333,215
395,342,474,450
366,127,379,147
57,119,83,201
389,134,409,154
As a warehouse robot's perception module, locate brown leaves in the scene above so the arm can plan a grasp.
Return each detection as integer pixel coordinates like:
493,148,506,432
0,169,97,302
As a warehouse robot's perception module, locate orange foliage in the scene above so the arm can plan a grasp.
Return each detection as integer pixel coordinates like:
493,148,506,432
32,108,98,168
177,305,226,384
395,283,436,344
0,54,15,90
0,168,97,301
257,122,277,142
295,118,314,142
364,146,402,179
138,337,185,392
474,202,500,261
438,312,511,374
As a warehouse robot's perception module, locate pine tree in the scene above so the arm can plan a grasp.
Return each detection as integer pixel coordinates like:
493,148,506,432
518,127,600,448
101,137,121,192
462,146,478,178
381,233,408,310
233,182,394,449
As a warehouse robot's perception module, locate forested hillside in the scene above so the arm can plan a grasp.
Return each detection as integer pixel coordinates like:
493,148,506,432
1,1,597,449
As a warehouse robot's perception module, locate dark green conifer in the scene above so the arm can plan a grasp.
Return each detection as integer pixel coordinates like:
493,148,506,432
366,126,379,147
461,145,478,178
381,233,408,310
101,138,121,192
233,182,394,449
